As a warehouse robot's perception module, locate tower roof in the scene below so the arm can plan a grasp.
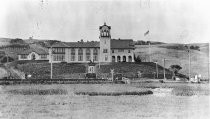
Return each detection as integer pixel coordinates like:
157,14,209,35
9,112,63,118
99,22,111,29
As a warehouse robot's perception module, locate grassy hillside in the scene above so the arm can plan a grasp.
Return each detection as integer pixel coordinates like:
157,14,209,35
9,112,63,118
13,61,86,79
0,38,49,61
135,43,209,79
11,61,173,79
98,62,172,79
0,38,12,46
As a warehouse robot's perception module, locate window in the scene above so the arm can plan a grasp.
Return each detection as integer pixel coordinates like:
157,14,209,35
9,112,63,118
53,48,65,53
86,48,91,61
21,54,27,59
86,48,90,55
86,55,90,61
78,48,83,61
118,49,124,52
78,55,83,61
128,50,131,53
71,48,75,61
41,55,47,59
53,54,64,61
93,48,98,55
105,55,108,61
71,55,75,61
71,48,75,55
103,49,108,53
78,48,83,55
93,55,98,61
112,50,114,53
61,55,64,61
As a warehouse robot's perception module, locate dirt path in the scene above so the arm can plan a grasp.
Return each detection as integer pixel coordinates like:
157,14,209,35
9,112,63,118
0,67,8,78
1,63,25,79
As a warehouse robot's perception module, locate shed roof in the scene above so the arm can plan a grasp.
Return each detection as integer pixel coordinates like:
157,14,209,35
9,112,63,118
18,48,48,55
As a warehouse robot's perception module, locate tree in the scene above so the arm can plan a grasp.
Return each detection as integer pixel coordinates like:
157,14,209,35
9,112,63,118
134,54,141,63
189,45,200,51
194,46,200,51
10,38,24,44
146,41,151,45
48,40,60,46
190,45,195,49
170,65,182,80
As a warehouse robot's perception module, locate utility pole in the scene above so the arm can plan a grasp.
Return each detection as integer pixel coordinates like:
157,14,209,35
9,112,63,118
163,58,166,79
188,48,191,80
149,42,151,62
111,69,114,82
208,56,209,81
154,61,158,78
156,62,158,78
50,46,53,79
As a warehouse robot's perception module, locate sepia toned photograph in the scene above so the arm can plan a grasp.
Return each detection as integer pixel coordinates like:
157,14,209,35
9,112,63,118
0,0,210,119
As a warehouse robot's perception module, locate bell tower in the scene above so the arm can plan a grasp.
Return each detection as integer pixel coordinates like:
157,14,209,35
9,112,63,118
99,22,111,62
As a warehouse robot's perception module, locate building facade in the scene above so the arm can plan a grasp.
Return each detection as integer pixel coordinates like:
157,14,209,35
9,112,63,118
18,48,49,61
48,23,135,63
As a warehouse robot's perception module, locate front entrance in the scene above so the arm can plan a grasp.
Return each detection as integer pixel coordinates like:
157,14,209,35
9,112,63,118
117,56,121,62
112,56,115,62
123,56,126,62
31,54,36,60
128,56,132,62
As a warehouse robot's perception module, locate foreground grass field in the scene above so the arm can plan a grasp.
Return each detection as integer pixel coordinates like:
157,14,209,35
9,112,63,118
0,83,209,119
1,83,209,96
133,83,210,96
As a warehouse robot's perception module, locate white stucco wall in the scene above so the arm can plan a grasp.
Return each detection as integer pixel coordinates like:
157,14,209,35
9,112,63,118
111,49,134,62
99,37,111,62
49,48,100,63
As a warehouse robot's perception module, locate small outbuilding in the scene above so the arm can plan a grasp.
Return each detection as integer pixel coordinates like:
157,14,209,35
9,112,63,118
18,48,49,61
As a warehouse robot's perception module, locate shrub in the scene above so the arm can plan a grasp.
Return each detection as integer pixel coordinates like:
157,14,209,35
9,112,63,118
75,90,153,96
8,89,68,95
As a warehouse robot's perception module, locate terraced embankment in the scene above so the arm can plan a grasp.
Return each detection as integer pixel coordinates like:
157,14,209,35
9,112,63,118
12,61,173,79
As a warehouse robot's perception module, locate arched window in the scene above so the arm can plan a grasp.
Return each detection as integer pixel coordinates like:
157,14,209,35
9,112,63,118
78,48,83,61
78,48,83,55
112,56,115,62
86,48,90,54
123,56,126,62
86,48,91,61
93,48,98,61
93,48,98,55
71,48,75,61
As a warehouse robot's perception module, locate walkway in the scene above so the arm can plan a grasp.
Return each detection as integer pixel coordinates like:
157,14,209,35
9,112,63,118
0,67,8,79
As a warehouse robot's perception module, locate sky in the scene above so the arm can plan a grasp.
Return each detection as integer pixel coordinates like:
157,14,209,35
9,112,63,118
0,0,210,43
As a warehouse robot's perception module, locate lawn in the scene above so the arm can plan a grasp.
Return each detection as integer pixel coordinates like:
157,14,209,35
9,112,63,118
133,82,210,96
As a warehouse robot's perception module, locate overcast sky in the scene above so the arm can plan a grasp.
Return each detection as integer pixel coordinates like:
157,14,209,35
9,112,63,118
0,0,210,43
